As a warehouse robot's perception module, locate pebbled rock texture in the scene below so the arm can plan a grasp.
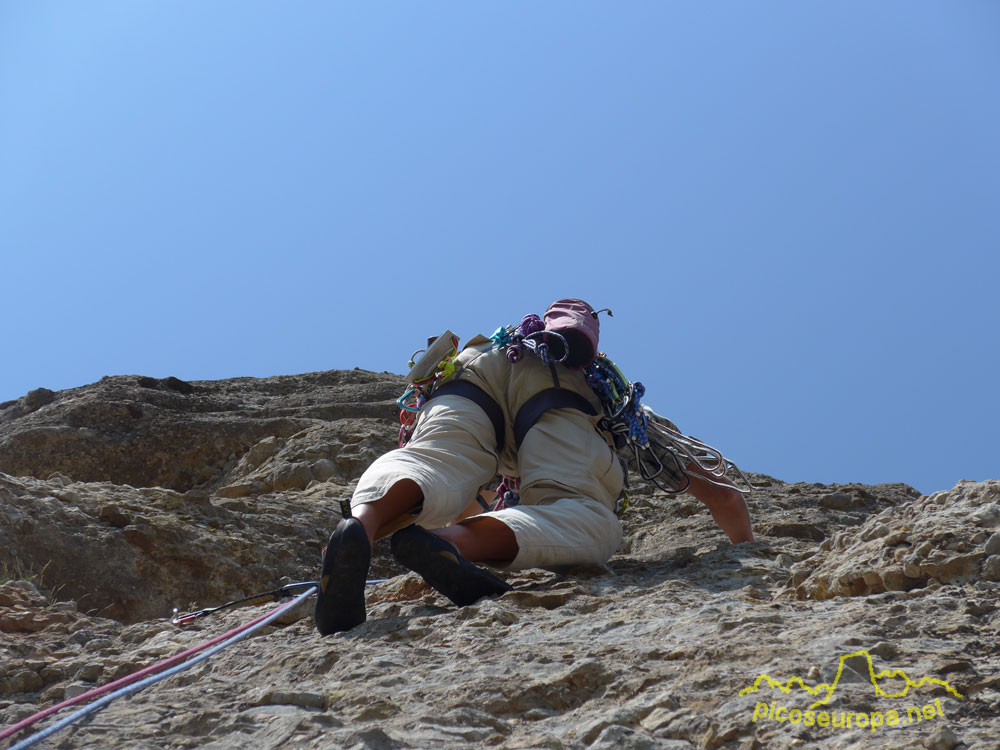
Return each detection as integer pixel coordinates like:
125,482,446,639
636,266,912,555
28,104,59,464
1,371,998,749
0,371,401,492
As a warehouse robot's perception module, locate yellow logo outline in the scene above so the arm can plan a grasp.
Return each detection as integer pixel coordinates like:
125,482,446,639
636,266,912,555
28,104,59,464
739,649,964,710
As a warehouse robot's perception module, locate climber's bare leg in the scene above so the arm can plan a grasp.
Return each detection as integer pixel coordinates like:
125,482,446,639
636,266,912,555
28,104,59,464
432,515,519,564
352,479,424,548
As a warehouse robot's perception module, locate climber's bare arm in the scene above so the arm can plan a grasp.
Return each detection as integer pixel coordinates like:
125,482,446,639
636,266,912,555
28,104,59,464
685,464,755,543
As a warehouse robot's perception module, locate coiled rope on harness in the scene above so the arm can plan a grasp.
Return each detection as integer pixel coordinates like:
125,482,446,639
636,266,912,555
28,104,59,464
2,586,317,749
643,406,756,493
583,353,756,496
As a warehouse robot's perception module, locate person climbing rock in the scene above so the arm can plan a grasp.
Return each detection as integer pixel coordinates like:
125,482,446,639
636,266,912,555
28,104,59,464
315,298,753,636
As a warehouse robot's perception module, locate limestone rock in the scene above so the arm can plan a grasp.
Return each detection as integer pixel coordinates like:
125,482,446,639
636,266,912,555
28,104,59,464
793,480,1000,600
0,370,403,491
1,371,997,750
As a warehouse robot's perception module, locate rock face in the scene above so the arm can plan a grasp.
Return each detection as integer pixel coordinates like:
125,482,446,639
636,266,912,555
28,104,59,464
1,372,998,749
0,371,407,625
791,480,1000,599
0,372,401,492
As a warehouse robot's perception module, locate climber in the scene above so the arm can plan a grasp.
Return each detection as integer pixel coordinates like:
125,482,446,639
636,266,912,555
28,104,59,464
314,298,753,636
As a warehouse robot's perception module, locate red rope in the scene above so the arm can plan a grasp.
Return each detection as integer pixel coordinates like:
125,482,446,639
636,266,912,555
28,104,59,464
0,596,307,742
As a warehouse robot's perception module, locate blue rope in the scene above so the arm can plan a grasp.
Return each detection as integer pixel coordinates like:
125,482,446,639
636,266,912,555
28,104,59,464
9,587,317,750
536,342,552,365
584,359,649,447
585,363,617,409
626,382,649,447
585,358,630,415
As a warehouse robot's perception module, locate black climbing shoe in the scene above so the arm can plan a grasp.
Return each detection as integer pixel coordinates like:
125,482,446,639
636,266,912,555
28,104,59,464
314,518,370,635
390,525,512,607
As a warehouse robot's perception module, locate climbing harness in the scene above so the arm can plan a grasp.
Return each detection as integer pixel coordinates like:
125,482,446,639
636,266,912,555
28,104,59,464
513,387,596,449
425,380,506,453
393,304,756,512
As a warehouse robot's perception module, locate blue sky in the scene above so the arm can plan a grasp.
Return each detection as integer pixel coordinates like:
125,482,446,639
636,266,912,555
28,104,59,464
2,2,998,494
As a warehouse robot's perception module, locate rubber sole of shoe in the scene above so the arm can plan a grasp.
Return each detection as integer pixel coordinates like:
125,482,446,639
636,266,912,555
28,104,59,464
390,525,512,607
314,518,370,635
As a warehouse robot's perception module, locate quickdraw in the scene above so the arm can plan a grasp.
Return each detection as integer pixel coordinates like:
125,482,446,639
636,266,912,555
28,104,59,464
170,580,321,625
561,351,756,498
493,475,521,509
397,333,460,447
643,407,757,494
584,353,756,496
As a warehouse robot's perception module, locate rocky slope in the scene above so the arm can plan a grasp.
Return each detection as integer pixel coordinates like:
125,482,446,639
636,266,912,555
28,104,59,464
1,372,998,749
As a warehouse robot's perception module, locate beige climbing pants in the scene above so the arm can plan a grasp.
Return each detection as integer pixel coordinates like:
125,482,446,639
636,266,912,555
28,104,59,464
350,395,624,570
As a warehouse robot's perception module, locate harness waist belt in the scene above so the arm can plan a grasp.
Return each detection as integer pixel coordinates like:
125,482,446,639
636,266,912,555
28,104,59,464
426,380,506,454
513,388,597,449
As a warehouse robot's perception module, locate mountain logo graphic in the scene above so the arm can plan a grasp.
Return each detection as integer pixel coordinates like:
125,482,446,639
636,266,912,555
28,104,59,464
739,649,964,710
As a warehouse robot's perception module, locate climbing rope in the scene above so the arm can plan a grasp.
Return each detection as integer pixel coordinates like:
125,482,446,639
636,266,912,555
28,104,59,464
585,356,634,420
643,407,757,493
582,355,756,496
504,313,545,363
520,329,568,366
3,587,317,749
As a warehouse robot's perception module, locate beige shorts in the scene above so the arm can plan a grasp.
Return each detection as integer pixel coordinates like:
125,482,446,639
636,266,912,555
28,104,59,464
350,396,624,570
